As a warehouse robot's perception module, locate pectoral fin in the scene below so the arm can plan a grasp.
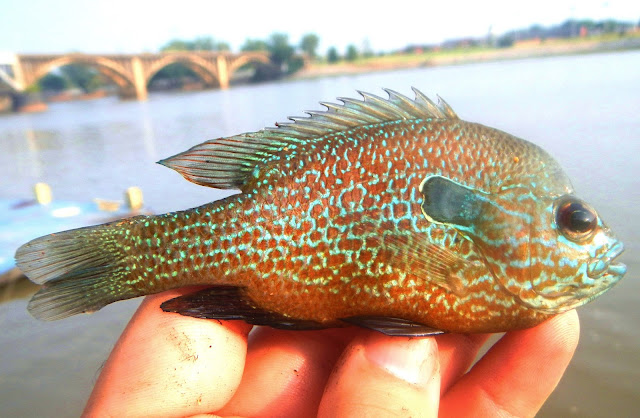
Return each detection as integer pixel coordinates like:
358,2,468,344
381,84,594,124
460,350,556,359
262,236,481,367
354,221,474,296
161,286,325,330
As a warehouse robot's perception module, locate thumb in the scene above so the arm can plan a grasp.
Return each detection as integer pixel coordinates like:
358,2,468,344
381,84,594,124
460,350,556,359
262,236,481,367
318,332,440,418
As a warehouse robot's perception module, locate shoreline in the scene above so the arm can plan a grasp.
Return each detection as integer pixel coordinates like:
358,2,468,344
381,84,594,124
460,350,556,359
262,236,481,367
290,35,640,80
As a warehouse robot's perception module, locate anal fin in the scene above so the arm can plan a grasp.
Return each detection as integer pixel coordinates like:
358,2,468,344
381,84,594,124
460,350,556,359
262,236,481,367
160,286,326,330
341,316,444,337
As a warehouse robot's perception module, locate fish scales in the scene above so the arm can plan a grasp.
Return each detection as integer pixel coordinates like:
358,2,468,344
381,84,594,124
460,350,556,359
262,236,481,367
117,120,545,332
16,88,625,335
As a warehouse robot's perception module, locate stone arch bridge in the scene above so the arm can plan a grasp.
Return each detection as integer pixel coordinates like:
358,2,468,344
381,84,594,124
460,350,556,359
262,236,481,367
2,51,270,101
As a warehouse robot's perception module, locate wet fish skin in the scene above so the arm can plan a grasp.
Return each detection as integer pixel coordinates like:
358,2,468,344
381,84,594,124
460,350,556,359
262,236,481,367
15,88,626,335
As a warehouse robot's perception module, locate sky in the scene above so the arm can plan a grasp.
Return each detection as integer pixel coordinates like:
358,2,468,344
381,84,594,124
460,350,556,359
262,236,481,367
2,0,639,55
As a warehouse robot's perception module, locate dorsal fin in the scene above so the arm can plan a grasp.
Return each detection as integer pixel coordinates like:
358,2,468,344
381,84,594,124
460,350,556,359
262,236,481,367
158,88,459,191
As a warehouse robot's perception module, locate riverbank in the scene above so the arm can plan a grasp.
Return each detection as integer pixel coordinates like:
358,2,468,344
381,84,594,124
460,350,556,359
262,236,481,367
291,34,640,79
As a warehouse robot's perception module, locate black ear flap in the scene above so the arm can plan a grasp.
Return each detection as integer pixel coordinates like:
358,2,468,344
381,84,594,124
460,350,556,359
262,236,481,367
419,176,484,229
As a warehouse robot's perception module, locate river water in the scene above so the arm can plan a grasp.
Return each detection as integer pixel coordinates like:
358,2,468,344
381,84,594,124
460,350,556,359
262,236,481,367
0,51,638,416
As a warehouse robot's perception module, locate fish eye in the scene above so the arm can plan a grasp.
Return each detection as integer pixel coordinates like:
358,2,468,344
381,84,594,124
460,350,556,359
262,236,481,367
555,197,598,242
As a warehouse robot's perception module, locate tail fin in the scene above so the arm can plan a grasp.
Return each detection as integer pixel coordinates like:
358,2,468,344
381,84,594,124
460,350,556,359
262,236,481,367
16,220,143,321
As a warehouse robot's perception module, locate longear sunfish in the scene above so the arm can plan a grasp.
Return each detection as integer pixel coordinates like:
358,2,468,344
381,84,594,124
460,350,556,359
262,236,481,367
16,88,626,335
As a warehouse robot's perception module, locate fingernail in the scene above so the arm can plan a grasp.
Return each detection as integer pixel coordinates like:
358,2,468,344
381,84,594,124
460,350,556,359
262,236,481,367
364,334,439,385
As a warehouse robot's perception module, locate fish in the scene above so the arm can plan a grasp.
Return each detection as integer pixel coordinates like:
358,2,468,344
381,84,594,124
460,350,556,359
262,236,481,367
15,88,626,336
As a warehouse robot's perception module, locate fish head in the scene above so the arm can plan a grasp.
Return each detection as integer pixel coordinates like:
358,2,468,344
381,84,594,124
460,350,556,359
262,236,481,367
420,176,626,314
517,194,627,313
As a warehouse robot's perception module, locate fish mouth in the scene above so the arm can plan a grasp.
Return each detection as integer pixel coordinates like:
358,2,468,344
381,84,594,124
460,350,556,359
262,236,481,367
527,241,626,314
588,241,626,280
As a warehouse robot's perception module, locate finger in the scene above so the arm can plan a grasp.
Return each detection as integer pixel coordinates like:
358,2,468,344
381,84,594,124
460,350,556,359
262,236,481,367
318,332,441,418
83,288,252,417
435,333,491,394
217,327,360,417
440,310,580,418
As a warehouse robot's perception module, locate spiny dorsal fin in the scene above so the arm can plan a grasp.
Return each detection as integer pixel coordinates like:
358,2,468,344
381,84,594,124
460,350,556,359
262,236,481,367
158,88,459,191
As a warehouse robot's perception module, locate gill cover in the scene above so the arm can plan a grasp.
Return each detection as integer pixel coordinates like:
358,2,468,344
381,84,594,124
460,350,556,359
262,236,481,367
419,175,549,309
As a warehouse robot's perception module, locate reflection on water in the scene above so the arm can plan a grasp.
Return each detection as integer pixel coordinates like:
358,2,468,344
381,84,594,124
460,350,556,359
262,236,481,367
0,51,638,417
139,101,158,162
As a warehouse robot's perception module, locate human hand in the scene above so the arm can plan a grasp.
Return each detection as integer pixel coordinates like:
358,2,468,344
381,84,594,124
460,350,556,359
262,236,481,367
84,287,579,417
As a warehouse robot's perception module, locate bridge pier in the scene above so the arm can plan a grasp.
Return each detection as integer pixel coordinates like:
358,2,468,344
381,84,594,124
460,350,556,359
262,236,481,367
0,94,13,113
216,56,229,89
131,57,148,100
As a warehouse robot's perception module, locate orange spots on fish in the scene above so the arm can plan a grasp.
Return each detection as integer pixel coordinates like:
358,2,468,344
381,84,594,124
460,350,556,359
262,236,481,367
338,264,357,277
338,239,360,251
257,240,270,252
329,253,346,266
334,213,357,227
351,187,364,203
364,237,380,248
505,265,526,281
397,219,412,230
358,250,373,264
316,242,329,254
310,230,322,242
262,258,274,272
368,180,386,195
284,223,294,236
362,195,376,208
229,255,242,270
368,208,382,220
337,156,349,173
328,205,340,218
302,244,315,257
302,220,313,231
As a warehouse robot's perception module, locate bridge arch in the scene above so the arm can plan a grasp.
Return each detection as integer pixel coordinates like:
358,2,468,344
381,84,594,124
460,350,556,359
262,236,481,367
12,51,272,102
25,54,135,95
145,53,220,88
227,52,271,75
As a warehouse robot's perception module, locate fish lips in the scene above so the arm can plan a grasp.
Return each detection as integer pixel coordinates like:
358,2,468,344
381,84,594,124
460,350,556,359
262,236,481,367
538,243,626,313
588,241,627,280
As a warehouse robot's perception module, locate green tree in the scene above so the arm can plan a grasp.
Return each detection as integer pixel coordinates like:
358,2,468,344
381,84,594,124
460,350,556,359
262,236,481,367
361,38,374,58
60,64,100,93
496,33,515,48
346,44,358,61
327,47,339,63
268,33,295,67
215,42,231,51
161,36,229,52
191,36,215,50
300,33,320,59
38,73,67,92
150,63,198,89
241,39,269,52
287,56,305,74
161,39,192,52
